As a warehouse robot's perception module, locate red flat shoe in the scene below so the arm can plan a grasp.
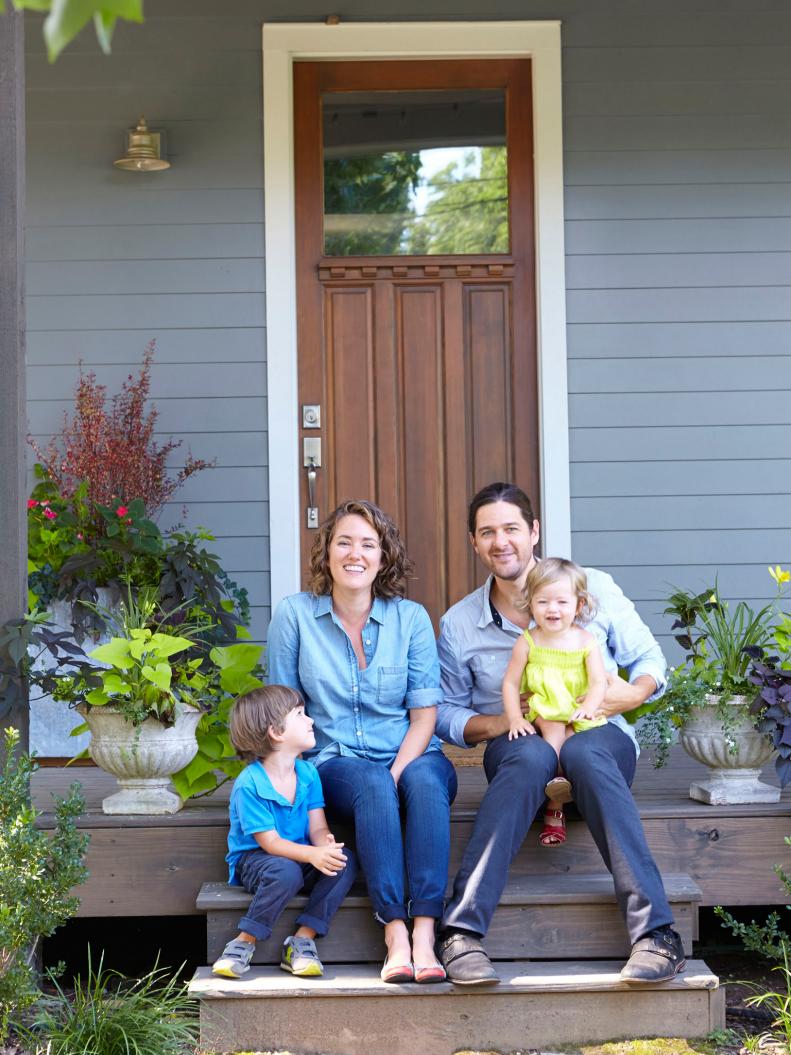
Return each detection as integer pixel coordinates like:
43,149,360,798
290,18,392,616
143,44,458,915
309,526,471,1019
414,962,447,984
539,807,566,847
380,958,415,983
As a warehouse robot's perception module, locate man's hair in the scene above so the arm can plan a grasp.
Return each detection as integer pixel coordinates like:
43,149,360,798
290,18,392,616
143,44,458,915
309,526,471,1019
308,498,414,599
229,685,304,761
521,556,597,624
468,482,536,535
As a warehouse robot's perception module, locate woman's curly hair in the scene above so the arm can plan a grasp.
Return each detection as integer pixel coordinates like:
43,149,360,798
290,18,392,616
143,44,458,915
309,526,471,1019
308,499,414,599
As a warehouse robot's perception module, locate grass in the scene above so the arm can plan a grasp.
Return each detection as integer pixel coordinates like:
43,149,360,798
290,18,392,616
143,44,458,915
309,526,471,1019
17,956,197,1055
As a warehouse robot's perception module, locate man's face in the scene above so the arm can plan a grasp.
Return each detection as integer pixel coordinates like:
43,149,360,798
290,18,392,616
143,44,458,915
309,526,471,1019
470,500,540,582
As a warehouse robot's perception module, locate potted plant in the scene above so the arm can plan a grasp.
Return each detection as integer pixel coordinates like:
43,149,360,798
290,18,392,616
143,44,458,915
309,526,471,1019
49,592,262,814
746,568,791,792
638,568,789,804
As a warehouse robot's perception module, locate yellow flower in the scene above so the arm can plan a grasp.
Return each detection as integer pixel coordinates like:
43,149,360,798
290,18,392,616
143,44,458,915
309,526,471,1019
769,565,791,585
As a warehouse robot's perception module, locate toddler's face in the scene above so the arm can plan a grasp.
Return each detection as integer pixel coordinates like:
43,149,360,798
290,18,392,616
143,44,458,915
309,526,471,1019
279,704,316,752
529,575,580,634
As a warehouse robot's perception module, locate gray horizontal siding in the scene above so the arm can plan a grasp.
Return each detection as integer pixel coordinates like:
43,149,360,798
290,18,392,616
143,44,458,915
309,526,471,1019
24,0,270,649
24,0,791,653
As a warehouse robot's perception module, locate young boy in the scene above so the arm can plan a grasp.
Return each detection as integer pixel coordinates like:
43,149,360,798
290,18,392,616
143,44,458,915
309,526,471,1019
212,685,357,979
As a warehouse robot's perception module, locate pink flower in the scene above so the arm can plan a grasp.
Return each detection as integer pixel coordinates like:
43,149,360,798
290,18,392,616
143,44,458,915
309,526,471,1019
27,499,39,509
116,505,129,518
40,499,50,506
43,508,57,520
77,533,84,541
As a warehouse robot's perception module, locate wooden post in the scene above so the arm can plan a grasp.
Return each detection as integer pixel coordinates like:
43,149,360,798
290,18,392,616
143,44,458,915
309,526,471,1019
0,8,28,750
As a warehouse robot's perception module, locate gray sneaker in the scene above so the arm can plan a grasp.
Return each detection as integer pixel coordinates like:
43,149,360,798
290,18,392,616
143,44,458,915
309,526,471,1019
212,938,255,978
280,935,324,977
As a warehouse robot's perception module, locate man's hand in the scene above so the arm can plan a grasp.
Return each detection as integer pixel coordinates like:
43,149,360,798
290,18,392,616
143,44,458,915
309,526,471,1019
578,674,656,718
307,841,347,876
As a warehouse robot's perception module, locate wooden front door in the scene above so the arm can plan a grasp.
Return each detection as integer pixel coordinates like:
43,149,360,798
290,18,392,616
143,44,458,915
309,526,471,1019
294,59,538,627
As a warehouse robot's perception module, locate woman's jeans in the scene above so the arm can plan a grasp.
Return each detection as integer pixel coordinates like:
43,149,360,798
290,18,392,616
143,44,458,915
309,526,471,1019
319,750,458,923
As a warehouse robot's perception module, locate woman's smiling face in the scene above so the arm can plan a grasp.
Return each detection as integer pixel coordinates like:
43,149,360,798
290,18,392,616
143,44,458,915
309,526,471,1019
328,513,383,594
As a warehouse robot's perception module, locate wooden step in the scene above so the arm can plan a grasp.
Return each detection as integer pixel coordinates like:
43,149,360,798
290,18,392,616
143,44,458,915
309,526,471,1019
199,872,701,964
189,959,724,1055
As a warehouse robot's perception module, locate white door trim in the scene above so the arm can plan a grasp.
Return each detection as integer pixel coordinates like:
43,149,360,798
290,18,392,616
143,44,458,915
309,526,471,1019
263,21,571,611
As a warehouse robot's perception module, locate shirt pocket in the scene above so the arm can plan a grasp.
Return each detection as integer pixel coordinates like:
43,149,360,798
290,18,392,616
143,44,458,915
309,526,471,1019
377,665,408,708
469,653,505,696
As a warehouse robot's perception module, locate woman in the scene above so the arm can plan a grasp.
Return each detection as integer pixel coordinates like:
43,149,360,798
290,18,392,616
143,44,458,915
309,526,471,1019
267,499,457,983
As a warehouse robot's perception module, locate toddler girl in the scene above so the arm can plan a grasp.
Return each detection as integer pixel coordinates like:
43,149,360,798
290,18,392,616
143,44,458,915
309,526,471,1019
502,557,607,847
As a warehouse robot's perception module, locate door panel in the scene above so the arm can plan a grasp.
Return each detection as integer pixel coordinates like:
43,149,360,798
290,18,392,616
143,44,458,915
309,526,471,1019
295,59,538,628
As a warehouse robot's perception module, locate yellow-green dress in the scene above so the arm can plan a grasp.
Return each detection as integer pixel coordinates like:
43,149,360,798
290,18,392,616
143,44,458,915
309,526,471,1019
519,630,606,732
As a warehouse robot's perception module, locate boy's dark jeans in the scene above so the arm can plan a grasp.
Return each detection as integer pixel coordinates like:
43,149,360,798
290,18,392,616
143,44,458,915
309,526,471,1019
236,847,358,941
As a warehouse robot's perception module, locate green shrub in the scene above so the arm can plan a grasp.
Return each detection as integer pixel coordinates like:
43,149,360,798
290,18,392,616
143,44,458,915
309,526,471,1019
715,836,791,962
19,955,197,1055
0,727,88,1040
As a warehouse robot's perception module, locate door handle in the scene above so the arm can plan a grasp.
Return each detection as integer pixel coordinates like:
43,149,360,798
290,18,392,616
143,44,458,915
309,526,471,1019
303,437,321,529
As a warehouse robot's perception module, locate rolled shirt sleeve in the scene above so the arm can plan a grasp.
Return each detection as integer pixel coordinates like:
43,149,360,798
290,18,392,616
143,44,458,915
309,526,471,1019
404,604,443,710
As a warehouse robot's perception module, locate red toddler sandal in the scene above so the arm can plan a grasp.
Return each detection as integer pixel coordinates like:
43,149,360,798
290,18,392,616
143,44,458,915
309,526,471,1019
539,807,566,847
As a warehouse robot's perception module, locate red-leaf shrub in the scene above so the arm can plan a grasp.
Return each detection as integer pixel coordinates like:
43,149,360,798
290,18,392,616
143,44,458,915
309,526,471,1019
30,340,213,522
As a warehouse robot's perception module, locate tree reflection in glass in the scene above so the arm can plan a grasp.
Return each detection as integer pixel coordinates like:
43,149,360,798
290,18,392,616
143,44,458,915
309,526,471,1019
323,90,508,257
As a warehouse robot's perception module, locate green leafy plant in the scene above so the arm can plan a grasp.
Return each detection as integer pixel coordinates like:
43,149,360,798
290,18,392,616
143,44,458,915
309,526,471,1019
54,592,260,799
0,0,143,62
741,944,791,1053
0,727,88,1041
635,570,788,766
17,954,197,1054
716,836,791,963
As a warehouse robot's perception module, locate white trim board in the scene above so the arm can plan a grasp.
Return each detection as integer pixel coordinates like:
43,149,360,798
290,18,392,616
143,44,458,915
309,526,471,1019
262,21,571,611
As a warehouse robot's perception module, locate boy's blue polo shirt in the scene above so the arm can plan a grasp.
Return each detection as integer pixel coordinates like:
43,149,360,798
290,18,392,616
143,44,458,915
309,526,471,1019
225,758,324,884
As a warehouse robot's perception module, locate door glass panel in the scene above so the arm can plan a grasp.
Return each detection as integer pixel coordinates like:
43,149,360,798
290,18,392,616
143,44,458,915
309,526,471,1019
322,89,508,256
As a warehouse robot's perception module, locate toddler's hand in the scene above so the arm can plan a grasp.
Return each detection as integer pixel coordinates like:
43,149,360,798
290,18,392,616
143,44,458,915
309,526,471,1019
508,716,536,740
309,841,347,876
572,700,601,722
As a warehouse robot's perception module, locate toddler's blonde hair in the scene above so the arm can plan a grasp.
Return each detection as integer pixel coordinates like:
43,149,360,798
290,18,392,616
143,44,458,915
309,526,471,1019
520,557,597,624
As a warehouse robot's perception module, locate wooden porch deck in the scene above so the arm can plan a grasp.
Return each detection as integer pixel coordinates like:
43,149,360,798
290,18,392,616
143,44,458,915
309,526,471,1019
33,746,790,917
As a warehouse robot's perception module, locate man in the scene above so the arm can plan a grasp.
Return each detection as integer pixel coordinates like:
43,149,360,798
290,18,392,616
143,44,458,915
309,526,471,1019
435,482,684,987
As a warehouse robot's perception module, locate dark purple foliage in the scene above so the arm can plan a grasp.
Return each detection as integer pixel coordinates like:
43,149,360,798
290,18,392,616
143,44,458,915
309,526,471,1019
748,650,791,788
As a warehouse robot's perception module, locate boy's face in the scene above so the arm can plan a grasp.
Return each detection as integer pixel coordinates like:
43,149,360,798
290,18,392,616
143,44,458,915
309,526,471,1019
273,704,315,753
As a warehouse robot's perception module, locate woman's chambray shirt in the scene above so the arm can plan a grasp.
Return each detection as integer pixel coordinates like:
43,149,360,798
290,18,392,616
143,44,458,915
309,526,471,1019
267,592,443,767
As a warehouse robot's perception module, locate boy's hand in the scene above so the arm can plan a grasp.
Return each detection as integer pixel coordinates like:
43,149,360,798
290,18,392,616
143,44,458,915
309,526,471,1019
508,715,536,740
308,841,347,876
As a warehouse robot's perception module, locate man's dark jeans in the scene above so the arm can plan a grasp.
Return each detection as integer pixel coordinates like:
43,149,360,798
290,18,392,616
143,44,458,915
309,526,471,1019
442,722,673,943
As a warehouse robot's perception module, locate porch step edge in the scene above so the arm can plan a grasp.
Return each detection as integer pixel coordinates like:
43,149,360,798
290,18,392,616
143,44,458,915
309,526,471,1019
197,871,702,912
189,958,718,999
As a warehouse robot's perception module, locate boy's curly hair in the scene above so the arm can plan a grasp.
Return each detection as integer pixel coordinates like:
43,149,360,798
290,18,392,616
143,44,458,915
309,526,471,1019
229,685,303,761
308,499,413,599
520,557,598,624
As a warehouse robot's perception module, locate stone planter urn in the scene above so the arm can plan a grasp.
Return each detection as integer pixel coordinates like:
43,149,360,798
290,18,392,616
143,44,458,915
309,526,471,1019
680,694,779,805
78,703,201,815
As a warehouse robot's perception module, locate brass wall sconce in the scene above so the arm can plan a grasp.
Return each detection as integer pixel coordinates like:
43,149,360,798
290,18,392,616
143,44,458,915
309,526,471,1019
114,116,170,172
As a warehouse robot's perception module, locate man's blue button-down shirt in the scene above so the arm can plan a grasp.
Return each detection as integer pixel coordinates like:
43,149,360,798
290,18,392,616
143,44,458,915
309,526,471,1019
436,570,667,753
267,592,443,767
